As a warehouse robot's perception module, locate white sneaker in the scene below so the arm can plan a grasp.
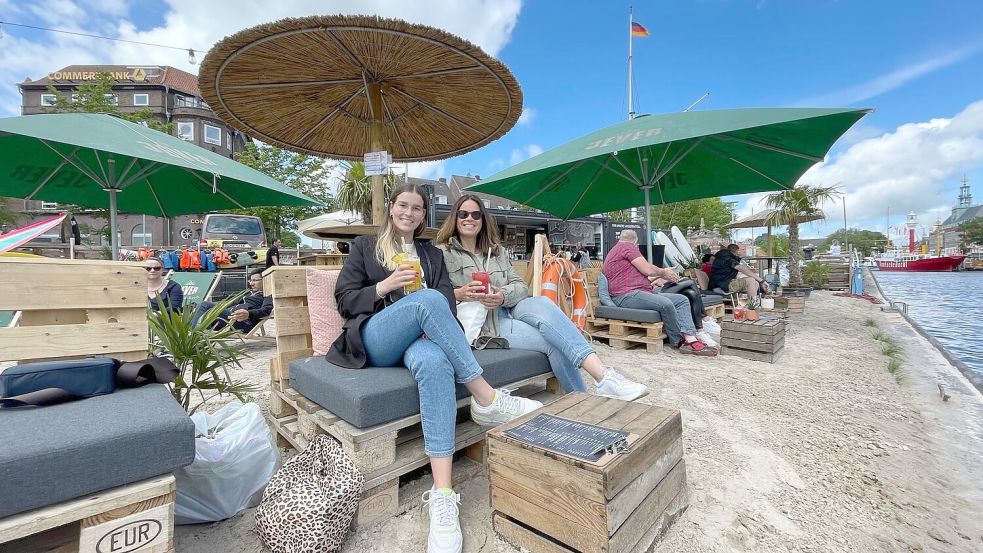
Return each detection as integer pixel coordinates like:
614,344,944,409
702,317,721,335
594,368,648,401
471,389,542,426
696,330,718,348
422,488,463,553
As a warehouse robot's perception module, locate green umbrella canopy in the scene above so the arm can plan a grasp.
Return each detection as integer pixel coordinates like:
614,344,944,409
0,113,317,216
468,107,870,220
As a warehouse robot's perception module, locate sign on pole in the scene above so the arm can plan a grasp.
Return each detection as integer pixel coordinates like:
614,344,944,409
364,150,391,176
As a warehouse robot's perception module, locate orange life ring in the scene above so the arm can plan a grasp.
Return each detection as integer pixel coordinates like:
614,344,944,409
540,256,589,330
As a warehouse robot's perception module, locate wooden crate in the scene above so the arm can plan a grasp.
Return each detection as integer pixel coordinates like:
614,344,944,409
774,296,805,314
719,319,786,363
488,393,687,553
704,302,725,321
0,473,176,553
262,266,563,528
586,317,665,353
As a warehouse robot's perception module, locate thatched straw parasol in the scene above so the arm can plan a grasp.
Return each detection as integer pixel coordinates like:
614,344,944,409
725,208,824,256
199,15,523,224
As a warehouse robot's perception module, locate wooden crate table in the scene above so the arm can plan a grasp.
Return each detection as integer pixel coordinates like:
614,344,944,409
719,318,786,363
774,295,805,314
488,393,688,553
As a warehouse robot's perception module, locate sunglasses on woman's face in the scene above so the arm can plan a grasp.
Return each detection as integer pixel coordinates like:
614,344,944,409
456,210,482,221
145,266,162,272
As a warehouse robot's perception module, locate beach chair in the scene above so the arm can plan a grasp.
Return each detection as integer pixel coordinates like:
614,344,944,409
242,314,274,343
0,310,20,328
169,270,222,309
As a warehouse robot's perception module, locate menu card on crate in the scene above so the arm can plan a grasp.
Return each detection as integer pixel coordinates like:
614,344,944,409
503,414,633,465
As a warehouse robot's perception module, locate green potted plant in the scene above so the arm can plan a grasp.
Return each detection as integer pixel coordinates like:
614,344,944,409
745,297,761,320
148,294,258,414
802,260,831,289
764,184,840,297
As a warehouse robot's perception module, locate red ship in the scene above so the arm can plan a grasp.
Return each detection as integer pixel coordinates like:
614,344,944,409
874,254,967,271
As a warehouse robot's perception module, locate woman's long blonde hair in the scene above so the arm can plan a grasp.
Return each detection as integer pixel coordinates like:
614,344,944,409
376,183,430,270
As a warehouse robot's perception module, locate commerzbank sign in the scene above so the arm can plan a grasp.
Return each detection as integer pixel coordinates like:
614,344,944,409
47,68,150,82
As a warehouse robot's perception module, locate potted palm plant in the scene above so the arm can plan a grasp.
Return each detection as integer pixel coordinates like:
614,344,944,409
764,184,840,297
148,294,258,414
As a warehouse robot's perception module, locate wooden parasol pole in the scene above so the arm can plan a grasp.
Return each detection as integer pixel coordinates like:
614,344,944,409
367,82,386,225
767,226,773,257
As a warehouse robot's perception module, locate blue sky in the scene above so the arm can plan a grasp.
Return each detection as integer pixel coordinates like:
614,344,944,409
2,0,982,240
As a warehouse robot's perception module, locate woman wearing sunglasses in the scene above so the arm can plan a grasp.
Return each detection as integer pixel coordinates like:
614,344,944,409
437,195,648,402
145,255,183,313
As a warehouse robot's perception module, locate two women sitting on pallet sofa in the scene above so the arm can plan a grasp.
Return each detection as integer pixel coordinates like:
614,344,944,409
326,184,648,553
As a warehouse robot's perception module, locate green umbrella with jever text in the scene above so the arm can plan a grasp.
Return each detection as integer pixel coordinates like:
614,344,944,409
0,113,318,259
468,107,870,261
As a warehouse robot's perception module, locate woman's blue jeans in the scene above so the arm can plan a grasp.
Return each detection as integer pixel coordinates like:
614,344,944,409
361,289,483,458
612,290,696,345
498,296,592,393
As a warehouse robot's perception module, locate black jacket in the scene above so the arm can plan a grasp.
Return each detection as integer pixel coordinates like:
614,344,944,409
236,291,273,323
326,235,456,368
708,248,741,290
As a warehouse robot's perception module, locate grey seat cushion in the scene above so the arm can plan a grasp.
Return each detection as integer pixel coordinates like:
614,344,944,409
702,294,724,306
593,305,663,324
596,273,616,307
291,349,552,429
0,384,194,518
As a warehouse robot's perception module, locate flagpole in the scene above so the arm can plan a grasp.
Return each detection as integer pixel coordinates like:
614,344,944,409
628,6,634,121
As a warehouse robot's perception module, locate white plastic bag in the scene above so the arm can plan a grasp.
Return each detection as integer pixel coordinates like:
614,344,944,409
175,401,280,524
456,301,488,344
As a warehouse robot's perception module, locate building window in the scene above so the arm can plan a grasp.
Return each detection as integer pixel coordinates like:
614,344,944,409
131,224,152,246
40,201,59,210
227,132,232,147
436,195,447,205
133,93,149,106
177,121,194,141
483,200,491,208
40,94,57,106
204,123,222,145
104,94,118,106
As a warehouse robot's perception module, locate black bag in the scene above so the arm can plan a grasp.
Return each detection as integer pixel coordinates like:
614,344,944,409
0,357,178,408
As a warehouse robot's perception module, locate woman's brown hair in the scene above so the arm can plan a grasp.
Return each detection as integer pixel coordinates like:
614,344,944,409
436,194,500,253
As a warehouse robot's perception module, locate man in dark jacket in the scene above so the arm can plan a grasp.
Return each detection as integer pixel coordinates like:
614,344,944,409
192,269,273,332
708,244,769,300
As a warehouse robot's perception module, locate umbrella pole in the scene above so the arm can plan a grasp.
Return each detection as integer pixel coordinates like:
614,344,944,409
108,189,119,261
643,186,654,263
767,226,773,257
368,82,386,226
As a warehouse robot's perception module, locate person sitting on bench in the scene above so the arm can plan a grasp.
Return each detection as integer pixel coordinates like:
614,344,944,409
709,244,770,300
602,230,716,355
192,269,272,333
146,255,183,313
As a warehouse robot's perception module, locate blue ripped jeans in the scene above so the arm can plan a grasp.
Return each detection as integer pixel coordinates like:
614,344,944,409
361,289,483,458
612,290,696,345
498,296,592,393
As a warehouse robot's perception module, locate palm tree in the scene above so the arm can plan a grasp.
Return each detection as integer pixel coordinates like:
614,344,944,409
335,162,395,223
764,184,840,287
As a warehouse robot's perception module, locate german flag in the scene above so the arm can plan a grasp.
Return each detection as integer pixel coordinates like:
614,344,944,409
631,22,649,37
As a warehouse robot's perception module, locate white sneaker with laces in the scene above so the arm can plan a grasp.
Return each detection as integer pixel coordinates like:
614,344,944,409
471,389,542,426
594,368,648,401
422,488,463,553
702,317,721,335
696,330,718,348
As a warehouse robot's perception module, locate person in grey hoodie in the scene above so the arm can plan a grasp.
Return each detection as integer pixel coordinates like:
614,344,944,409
437,194,648,402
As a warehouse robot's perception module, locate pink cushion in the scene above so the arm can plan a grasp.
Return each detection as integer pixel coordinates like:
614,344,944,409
306,270,345,356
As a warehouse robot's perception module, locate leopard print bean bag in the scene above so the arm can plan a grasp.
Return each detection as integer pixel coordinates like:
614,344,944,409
255,435,363,552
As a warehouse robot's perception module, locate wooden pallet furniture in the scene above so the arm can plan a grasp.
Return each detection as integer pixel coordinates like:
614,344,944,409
489,393,688,553
262,266,562,527
774,295,805,314
0,258,177,553
719,318,786,363
586,317,665,353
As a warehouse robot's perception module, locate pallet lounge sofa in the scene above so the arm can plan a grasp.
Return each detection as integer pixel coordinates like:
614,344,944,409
262,266,562,527
0,258,194,553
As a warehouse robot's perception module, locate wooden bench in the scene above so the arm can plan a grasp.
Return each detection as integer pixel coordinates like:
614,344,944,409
0,258,177,553
581,268,667,352
262,266,562,527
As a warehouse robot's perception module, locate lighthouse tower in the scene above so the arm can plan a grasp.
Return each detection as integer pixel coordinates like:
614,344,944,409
905,212,917,253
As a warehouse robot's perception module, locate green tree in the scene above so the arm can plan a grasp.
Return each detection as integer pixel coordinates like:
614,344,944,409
820,228,887,257
336,161,395,223
754,232,790,257
233,143,334,240
957,216,983,251
0,198,21,229
45,72,172,134
764,184,840,287
650,198,733,238
604,209,632,222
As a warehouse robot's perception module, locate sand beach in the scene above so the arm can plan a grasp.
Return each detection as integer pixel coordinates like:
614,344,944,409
176,286,983,553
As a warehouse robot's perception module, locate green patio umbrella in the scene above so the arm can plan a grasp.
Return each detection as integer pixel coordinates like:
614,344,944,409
0,113,318,259
468,107,870,261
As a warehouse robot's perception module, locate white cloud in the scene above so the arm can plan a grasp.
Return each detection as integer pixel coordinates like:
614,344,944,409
798,45,982,106
516,106,535,126
509,143,542,165
0,0,523,116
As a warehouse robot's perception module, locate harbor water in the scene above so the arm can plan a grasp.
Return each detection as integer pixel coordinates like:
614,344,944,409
871,271,983,381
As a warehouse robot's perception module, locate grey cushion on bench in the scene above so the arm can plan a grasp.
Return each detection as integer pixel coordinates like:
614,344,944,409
702,294,724,306
291,349,552,429
0,384,194,519
593,305,664,324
